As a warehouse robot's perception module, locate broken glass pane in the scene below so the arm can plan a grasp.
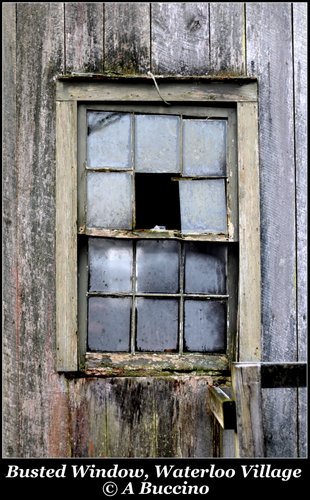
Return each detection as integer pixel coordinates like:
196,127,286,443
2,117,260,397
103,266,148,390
184,300,226,352
183,119,227,176
179,179,227,233
184,243,226,294
135,173,181,230
89,238,133,292
136,240,179,293
88,297,131,351
87,172,132,229
135,114,180,173
87,112,132,169
136,298,178,352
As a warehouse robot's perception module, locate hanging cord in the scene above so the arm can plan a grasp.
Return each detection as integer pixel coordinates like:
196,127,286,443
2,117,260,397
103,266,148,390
147,71,171,105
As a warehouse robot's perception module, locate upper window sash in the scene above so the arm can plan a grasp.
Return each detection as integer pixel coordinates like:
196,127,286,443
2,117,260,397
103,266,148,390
77,104,238,242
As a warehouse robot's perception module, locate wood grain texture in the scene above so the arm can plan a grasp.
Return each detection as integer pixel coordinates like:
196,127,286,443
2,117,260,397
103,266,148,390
237,102,261,362
262,388,297,457
246,2,298,458
56,79,258,102
85,352,229,375
65,2,104,73
68,377,213,457
56,101,78,371
293,3,307,363
209,2,245,74
232,363,264,457
2,2,19,458
152,3,209,75
15,3,71,456
298,387,307,457
104,3,150,74
246,3,296,362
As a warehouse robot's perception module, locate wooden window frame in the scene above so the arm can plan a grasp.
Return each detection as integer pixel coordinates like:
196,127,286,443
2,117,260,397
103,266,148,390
56,77,260,375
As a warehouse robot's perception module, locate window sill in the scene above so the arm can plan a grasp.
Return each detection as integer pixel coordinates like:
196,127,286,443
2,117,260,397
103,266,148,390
82,352,230,377
79,227,236,242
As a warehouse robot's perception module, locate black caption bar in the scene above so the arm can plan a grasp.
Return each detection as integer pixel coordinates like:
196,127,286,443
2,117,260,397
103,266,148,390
1,458,308,499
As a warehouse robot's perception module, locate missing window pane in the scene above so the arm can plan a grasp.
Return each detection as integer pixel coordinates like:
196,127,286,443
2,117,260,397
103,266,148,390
135,173,181,230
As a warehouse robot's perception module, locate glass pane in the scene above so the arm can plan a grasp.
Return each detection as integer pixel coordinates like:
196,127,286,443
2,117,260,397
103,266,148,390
89,238,133,292
179,179,227,233
184,243,226,294
184,300,226,352
88,297,131,351
183,119,226,176
136,298,178,352
135,114,180,173
87,112,132,169
87,172,132,229
136,240,179,293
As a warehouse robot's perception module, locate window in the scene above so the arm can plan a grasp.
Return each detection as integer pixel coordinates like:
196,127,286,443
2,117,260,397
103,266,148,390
56,79,260,374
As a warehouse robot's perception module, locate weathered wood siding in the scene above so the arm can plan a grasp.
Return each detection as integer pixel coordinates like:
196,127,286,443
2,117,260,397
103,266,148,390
3,2,307,458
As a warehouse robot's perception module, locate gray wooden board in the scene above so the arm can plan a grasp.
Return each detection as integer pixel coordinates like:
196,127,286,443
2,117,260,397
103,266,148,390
232,364,264,457
15,3,71,456
56,79,258,102
262,388,298,457
104,3,150,74
152,3,209,75
65,2,104,73
246,3,296,362
298,387,307,458
246,2,297,458
2,2,19,457
209,2,245,74
293,3,307,363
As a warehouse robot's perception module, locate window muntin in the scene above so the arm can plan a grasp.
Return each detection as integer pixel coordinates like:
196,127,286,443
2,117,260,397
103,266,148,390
78,104,237,358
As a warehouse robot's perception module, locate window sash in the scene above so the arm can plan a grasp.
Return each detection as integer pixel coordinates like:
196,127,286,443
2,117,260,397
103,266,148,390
55,78,260,374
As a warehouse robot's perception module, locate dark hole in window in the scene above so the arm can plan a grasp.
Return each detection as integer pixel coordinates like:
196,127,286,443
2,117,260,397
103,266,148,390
135,173,181,230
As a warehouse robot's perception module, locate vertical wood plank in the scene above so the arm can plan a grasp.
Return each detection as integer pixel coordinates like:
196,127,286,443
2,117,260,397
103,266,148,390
106,378,156,457
237,102,261,361
262,388,297,457
152,3,209,75
209,2,245,74
246,2,297,458
2,2,19,458
293,3,307,364
298,387,307,458
154,378,213,457
246,2,296,362
16,3,70,456
56,100,78,371
68,379,108,457
232,363,264,457
293,4,307,457
104,3,150,74
65,2,104,73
